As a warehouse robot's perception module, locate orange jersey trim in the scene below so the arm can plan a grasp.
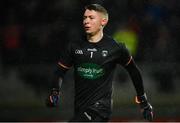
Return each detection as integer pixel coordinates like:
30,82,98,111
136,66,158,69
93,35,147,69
58,62,71,69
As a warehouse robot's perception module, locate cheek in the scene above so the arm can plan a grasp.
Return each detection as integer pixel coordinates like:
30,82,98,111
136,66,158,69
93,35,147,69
93,20,102,28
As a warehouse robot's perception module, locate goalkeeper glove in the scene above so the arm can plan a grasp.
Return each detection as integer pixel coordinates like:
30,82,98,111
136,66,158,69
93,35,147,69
46,88,60,107
135,93,153,121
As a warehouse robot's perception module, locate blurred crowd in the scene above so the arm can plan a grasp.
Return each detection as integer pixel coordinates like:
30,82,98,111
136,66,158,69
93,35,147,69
1,0,180,63
0,0,180,92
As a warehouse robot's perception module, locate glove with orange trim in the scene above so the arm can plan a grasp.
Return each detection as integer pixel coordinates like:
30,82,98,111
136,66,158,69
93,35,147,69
136,93,153,121
46,88,60,107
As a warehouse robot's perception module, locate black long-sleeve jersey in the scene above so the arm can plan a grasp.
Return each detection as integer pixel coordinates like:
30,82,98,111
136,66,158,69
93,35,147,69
55,34,144,117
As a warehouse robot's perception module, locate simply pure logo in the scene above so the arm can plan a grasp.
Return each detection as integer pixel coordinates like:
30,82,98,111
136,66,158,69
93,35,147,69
77,63,105,79
75,49,83,55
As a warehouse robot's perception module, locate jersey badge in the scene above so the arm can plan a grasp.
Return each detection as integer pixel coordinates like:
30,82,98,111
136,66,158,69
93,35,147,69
102,50,108,57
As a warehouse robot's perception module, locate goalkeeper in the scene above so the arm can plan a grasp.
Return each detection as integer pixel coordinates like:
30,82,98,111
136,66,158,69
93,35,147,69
46,4,153,122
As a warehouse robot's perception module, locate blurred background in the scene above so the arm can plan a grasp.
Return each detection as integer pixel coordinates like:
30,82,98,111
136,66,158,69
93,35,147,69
0,0,180,122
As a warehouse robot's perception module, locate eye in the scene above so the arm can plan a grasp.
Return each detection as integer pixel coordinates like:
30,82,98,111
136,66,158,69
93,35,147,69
89,16,95,19
83,16,87,20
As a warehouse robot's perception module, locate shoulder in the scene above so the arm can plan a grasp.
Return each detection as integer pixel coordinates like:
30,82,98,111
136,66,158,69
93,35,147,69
104,34,126,48
104,34,116,45
67,35,86,50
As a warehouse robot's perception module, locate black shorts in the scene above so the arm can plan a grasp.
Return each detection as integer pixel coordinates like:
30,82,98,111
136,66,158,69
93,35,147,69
70,98,111,122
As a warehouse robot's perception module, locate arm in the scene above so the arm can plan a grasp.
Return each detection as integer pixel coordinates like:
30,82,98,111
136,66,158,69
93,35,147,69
124,58,154,121
116,42,153,121
51,62,69,89
124,57,144,96
46,41,73,107
46,62,70,107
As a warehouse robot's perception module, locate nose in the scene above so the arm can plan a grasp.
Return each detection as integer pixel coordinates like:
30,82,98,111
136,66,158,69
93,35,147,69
83,18,89,25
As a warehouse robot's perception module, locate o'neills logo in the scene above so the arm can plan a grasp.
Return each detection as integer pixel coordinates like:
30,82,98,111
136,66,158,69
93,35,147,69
77,63,105,79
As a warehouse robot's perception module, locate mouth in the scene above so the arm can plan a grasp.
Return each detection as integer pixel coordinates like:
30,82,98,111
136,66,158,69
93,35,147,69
84,27,90,31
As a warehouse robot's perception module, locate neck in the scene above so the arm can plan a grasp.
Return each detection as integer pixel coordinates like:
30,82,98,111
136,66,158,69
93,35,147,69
87,31,104,43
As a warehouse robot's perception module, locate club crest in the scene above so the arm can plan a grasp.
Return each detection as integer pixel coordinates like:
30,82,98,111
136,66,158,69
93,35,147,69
102,50,108,57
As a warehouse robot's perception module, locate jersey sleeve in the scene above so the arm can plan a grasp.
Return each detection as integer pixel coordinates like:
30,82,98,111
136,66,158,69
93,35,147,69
51,42,73,89
58,42,73,70
117,43,132,66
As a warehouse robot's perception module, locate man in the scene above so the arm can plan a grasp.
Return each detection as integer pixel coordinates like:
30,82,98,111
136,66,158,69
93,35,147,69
46,4,153,122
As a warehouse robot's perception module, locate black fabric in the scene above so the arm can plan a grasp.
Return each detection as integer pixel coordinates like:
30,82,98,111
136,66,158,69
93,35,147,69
51,64,67,88
70,96,111,122
125,59,144,96
55,34,144,119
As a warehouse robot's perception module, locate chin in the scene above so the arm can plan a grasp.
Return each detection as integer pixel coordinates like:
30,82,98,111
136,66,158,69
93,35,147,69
85,31,92,35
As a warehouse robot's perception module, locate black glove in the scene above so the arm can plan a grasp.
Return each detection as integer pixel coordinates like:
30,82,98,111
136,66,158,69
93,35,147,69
136,93,153,121
46,88,60,107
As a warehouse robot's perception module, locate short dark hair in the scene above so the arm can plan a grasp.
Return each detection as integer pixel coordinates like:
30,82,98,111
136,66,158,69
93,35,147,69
85,4,108,19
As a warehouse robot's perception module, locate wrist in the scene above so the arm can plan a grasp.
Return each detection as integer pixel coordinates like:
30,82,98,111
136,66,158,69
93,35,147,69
135,93,147,104
135,93,151,109
51,88,60,95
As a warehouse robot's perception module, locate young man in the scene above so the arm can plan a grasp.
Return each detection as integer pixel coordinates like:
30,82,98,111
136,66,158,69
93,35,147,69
46,4,153,122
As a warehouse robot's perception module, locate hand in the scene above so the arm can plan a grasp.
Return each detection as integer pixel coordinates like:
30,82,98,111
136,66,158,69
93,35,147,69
136,93,154,121
46,88,60,107
140,102,153,121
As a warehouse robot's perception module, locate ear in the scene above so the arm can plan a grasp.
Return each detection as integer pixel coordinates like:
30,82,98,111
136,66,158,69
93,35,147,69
101,18,108,27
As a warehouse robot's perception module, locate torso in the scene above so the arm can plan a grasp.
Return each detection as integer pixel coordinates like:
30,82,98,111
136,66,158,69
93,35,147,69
59,34,131,113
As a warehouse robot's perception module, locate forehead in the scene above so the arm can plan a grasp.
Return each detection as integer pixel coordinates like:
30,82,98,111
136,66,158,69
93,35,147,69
84,9,102,17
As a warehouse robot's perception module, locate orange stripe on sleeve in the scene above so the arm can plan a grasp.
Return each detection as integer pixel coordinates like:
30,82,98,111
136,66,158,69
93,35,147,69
125,56,132,66
58,62,71,69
